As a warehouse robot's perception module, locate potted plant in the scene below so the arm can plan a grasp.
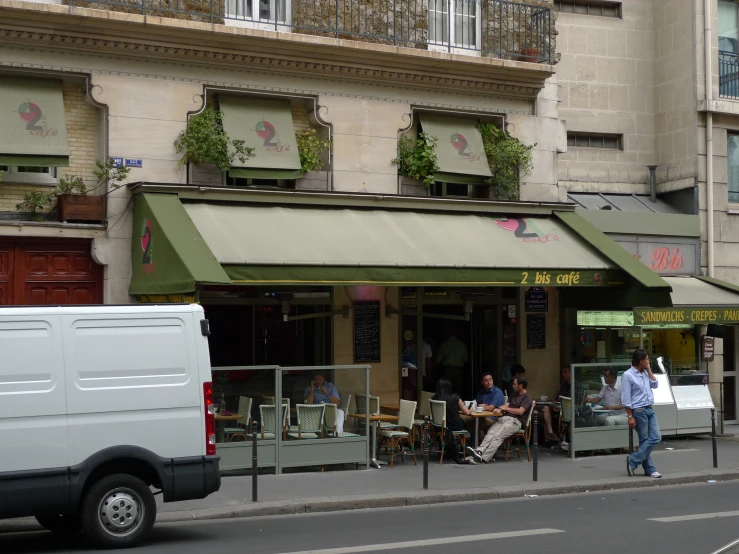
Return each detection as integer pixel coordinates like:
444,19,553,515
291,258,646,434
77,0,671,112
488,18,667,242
55,160,131,223
519,48,540,63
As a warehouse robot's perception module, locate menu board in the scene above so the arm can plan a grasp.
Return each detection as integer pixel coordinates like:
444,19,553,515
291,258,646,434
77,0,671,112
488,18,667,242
526,314,546,350
525,287,548,312
354,301,381,363
577,311,634,327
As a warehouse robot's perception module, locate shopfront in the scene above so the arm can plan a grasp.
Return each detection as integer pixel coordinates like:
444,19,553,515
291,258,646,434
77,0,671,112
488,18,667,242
127,185,672,470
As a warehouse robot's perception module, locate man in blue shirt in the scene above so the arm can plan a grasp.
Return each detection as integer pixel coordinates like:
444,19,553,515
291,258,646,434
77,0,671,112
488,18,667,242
621,349,662,478
305,371,344,433
461,372,505,437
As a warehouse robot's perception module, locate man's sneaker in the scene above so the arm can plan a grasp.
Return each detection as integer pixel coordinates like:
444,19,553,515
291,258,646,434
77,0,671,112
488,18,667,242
649,471,662,478
466,458,478,465
626,456,635,476
466,446,484,463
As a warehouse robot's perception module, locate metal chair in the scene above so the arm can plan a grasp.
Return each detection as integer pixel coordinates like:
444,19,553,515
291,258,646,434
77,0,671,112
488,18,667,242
413,391,435,442
379,399,417,467
503,400,536,461
224,396,252,442
429,399,469,463
258,404,289,440
324,403,360,438
288,404,325,440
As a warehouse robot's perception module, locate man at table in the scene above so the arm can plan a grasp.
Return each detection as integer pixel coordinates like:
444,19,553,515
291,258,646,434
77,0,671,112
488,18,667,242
467,376,533,464
586,368,628,426
460,372,505,436
305,371,344,433
504,364,525,399
539,366,585,442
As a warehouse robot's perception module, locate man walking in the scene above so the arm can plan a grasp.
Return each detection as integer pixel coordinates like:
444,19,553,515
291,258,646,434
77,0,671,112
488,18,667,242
622,349,662,478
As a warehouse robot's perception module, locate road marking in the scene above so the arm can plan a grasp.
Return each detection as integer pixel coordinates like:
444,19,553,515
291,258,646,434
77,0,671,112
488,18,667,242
274,528,565,554
649,510,739,523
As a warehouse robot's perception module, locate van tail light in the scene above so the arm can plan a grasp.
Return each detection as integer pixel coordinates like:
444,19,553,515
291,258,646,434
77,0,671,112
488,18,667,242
203,382,216,456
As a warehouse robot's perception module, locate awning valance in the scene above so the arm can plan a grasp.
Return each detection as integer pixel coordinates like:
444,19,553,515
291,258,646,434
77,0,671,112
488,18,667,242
129,194,231,296
634,276,739,325
219,96,302,179
0,77,70,167
418,113,492,184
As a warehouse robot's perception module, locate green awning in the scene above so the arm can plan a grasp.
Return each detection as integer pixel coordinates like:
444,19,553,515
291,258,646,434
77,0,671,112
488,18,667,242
418,113,492,184
129,193,231,296
219,96,302,176
0,77,70,167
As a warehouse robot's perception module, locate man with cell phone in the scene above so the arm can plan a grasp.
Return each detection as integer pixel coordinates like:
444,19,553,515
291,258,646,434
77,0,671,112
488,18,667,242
305,371,344,433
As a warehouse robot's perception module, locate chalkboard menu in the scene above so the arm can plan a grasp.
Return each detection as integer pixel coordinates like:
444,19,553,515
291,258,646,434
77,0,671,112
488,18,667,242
354,301,381,363
526,314,546,350
525,288,548,312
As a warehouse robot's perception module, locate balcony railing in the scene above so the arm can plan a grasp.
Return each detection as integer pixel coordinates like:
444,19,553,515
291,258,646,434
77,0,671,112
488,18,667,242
720,50,739,99
68,0,553,63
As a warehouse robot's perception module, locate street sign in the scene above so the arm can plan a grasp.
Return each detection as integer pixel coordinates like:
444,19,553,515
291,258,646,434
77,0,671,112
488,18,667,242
110,157,124,168
125,159,143,168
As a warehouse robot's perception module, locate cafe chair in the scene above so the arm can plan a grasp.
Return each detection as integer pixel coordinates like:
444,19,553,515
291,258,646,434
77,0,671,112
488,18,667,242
429,399,469,463
324,403,360,438
503,400,536,461
264,396,291,426
413,391,435,442
559,396,573,444
288,404,325,440
224,396,252,442
339,394,352,417
259,404,289,440
379,399,417,467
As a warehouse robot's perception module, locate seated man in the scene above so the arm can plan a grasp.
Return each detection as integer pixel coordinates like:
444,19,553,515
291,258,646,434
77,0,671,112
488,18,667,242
305,371,344,433
540,366,585,442
460,372,505,437
503,364,525,399
466,376,533,464
586,368,628,426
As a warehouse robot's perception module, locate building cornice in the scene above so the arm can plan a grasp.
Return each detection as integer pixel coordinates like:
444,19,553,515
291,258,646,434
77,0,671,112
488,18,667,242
0,1,553,98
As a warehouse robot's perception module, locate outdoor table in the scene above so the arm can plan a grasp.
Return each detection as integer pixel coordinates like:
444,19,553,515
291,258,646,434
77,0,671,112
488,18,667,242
347,413,400,468
214,414,242,443
380,404,400,412
462,411,500,448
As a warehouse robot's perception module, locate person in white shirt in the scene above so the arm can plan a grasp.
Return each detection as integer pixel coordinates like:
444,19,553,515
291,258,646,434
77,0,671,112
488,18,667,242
586,368,627,426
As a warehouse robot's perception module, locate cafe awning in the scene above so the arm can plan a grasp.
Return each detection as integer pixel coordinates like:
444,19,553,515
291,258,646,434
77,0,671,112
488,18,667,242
634,276,739,325
0,77,70,167
219,96,303,180
129,193,231,296
175,201,666,288
418,114,492,184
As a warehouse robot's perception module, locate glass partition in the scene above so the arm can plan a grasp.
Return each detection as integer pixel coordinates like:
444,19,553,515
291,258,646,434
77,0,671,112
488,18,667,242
570,362,631,457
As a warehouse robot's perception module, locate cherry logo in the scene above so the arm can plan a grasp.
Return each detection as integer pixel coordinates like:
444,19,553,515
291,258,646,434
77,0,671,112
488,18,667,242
450,132,469,157
494,218,539,238
18,101,43,131
141,218,153,265
255,119,278,147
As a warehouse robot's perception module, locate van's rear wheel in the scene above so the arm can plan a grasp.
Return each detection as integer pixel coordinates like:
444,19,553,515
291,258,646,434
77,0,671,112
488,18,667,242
81,474,156,549
35,514,81,535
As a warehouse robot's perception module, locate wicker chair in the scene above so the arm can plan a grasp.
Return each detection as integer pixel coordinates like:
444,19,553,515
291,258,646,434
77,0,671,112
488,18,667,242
224,396,252,442
503,400,537,461
288,404,325,440
258,404,289,440
324,403,360,438
429,399,469,463
379,399,417,467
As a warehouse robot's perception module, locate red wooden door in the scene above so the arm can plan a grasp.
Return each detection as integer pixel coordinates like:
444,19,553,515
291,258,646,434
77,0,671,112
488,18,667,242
0,240,102,305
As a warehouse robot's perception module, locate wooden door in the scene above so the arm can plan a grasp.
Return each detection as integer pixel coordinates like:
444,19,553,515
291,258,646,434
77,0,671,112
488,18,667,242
0,243,13,306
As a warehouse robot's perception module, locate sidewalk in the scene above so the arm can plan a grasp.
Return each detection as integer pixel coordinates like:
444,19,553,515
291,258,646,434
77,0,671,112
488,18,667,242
3,435,738,532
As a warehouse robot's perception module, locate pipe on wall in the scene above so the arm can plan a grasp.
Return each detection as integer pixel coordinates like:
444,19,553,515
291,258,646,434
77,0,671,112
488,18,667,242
705,0,715,278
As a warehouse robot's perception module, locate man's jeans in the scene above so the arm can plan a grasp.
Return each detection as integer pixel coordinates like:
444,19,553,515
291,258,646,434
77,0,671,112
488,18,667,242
630,407,660,474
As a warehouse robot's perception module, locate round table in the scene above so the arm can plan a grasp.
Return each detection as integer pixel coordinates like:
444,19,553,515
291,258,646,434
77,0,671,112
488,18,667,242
214,414,242,443
347,413,400,468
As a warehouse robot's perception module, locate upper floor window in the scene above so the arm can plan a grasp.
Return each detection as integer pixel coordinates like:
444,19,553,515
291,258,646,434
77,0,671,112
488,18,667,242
567,132,622,150
728,134,739,204
430,182,491,198
225,0,290,29
428,0,481,54
719,1,739,98
0,165,58,186
555,0,621,18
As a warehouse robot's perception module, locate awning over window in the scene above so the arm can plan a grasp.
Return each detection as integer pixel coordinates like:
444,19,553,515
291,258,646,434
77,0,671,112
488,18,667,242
219,96,303,180
129,194,231,296
0,77,70,167
418,113,492,184
634,276,739,325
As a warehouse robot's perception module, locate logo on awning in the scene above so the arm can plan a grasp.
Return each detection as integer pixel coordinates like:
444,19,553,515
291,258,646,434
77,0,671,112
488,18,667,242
256,119,290,152
450,131,481,162
141,218,156,273
494,217,560,243
14,100,58,137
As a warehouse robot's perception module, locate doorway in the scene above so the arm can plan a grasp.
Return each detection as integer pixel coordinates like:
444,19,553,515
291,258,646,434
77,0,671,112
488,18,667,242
724,327,737,425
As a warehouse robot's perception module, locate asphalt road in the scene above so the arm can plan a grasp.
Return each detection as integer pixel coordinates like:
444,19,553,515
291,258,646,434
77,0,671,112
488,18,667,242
3,481,739,554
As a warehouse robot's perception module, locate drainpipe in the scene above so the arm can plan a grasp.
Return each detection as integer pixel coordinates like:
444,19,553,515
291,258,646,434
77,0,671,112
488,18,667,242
647,165,658,203
705,0,715,278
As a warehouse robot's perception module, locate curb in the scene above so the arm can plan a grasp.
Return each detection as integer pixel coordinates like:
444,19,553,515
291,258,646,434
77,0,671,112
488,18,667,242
3,470,738,533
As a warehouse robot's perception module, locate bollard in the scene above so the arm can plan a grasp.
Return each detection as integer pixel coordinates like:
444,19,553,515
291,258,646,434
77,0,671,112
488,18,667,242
423,416,429,490
252,420,258,502
532,409,538,482
711,408,718,468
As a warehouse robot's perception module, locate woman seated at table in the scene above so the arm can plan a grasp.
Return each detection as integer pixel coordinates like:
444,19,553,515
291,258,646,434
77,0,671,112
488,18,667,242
433,379,476,465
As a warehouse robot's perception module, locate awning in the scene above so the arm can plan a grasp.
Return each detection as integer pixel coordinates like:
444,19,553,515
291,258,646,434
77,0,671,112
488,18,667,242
129,194,231,296
0,77,70,167
418,113,492,184
179,202,661,287
634,276,739,325
219,96,302,180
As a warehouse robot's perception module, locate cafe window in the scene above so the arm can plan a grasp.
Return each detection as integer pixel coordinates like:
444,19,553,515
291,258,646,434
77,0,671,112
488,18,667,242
0,165,58,186
567,132,622,150
728,133,739,204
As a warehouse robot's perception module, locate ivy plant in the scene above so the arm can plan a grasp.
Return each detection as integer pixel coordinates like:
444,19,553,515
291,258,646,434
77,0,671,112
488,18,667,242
296,129,331,173
16,191,54,221
477,122,534,201
392,132,440,187
174,107,254,173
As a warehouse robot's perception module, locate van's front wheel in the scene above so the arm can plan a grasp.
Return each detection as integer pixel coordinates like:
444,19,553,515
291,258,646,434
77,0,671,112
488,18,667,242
81,474,156,549
35,513,81,535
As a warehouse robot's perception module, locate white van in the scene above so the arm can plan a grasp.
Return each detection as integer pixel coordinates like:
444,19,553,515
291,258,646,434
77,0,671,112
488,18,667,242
0,304,221,548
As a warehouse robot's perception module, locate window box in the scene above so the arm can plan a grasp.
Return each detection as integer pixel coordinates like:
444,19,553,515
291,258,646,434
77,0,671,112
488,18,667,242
57,194,105,223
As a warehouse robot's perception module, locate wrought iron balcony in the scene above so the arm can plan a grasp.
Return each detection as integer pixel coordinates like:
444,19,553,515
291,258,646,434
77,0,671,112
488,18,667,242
68,0,553,63
720,50,739,99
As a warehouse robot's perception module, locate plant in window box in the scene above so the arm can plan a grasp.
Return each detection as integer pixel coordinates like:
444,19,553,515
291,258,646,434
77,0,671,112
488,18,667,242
16,190,55,221
477,122,534,201
392,133,440,187
53,160,131,223
295,129,331,174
